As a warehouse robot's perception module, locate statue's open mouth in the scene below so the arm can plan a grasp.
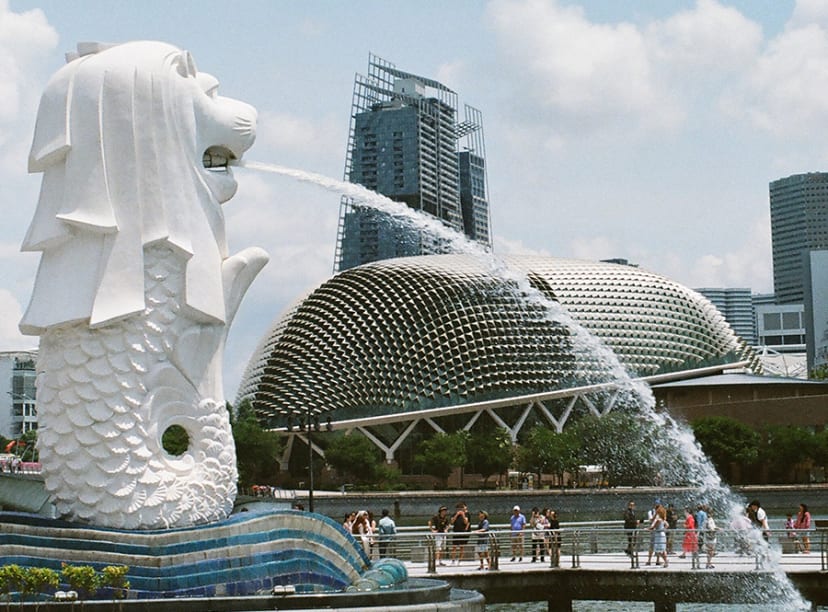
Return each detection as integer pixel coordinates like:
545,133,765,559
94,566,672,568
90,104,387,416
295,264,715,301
203,146,236,171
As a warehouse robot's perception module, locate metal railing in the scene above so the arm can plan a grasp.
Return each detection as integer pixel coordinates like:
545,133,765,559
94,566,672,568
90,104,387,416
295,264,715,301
363,525,826,572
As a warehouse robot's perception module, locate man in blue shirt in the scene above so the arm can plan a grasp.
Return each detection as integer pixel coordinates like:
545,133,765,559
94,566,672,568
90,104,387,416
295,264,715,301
695,504,708,550
509,505,526,562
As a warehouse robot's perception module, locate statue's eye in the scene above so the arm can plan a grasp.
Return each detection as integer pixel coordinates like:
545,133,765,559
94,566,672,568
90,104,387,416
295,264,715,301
196,73,220,99
175,51,198,78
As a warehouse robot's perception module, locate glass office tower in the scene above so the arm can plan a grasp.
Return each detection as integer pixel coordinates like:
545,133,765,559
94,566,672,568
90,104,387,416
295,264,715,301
769,172,828,304
334,54,491,272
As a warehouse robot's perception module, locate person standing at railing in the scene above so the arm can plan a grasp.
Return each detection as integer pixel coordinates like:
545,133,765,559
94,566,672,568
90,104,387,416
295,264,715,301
530,506,548,562
679,507,697,560
695,503,708,552
703,513,718,569
748,499,770,542
428,505,450,566
731,510,753,556
648,505,669,568
351,510,372,557
378,508,397,558
794,503,812,553
450,502,470,565
623,500,639,557
666,503,678,555
474,510,490,570
509,505,526,562
546,508,561,567
645,500,662,566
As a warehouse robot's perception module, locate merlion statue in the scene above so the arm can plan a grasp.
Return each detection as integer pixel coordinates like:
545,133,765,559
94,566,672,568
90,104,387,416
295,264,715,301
19,41,268,529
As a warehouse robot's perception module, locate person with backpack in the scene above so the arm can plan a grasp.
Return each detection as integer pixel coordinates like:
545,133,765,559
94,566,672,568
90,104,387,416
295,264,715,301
377,508,396,558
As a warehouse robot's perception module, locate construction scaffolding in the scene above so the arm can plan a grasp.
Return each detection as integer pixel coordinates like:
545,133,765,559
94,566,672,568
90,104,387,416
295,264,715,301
333,53,490,273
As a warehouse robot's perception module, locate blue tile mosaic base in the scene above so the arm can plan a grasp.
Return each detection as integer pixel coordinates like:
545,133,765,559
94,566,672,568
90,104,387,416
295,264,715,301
0,509,370,598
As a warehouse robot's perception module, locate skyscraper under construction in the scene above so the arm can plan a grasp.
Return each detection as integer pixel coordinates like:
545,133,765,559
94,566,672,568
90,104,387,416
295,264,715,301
333,54,491,272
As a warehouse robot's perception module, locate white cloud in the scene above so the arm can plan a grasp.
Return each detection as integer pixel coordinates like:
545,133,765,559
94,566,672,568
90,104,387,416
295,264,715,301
436,60,466,90
568,235,621,262
0,2,58,123
494,235,552,257
257,111,340,158
485,0,684,137
789,0,828,29
646,0,761,75
722,9,828,137
635,215,773,293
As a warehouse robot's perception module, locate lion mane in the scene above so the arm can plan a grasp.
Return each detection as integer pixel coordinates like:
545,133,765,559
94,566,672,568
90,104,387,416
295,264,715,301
21,41,257,334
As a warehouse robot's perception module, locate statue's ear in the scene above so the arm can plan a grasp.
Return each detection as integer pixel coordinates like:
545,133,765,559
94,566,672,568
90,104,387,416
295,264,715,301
28,60,79,173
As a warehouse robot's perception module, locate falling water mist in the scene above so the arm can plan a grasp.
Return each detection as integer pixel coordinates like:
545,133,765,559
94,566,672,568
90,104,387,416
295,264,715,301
238,159,810,609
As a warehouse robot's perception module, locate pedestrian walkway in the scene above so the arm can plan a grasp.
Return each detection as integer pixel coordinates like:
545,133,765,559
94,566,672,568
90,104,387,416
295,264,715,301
403,549,820,576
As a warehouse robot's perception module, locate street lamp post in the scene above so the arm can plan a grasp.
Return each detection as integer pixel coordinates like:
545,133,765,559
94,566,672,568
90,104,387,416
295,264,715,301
288,409,331,514
307,407,314,513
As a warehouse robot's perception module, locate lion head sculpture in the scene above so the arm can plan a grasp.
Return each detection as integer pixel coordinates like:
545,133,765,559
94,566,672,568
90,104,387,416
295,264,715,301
20,40,258,334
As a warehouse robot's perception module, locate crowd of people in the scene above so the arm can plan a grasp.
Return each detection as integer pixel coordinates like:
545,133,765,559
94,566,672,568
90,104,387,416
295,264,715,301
326,496,814,570
624,497,814,569
339,508,399,559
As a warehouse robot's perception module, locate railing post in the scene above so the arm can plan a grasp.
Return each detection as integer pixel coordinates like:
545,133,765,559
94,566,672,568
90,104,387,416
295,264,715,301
630,528,639,569
822,529,826,572
571,529,581,568
426,534,436,574
489,532,499,570
549,529,560,568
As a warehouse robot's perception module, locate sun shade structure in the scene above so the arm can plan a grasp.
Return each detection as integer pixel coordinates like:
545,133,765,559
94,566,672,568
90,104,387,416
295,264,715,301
237,255,758,430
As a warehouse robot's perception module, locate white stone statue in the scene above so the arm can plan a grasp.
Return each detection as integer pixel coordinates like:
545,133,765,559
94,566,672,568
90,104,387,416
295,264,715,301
19,41,268,529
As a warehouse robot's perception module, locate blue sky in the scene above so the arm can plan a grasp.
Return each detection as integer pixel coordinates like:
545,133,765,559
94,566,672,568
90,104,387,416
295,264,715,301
2,0,826,397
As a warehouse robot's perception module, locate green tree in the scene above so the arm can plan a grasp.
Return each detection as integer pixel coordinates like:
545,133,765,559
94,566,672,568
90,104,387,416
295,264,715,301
516,426,579,487
324,433,382,485
813,429,828,469
161,424,189,456
692,416,759,478
568,412,671,487
759,425,815,483
414,431,468,487
0,564,24,611
60,563,101,601
810,364,828,379
465,428,513,486
231,400,284,489
22,567,59,611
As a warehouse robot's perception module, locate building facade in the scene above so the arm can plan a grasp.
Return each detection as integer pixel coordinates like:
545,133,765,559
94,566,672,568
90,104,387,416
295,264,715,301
769,172,828,305
334,54,491,272
754,302,806,352
0,351,37,439
804,249,828,372
695,287,756,345
239,255,758,428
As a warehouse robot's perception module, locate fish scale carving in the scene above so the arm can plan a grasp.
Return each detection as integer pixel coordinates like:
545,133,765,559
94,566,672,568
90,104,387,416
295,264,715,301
36,246,237,529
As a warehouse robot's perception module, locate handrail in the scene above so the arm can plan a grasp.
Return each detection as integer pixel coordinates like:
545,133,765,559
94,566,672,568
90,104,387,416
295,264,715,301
362,526,825,572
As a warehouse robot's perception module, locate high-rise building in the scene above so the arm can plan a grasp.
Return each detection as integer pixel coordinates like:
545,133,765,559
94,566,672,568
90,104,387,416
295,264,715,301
695,288,756,345
769,172,828,304
0,351,37,438
333,54,491,272
804,249,828,372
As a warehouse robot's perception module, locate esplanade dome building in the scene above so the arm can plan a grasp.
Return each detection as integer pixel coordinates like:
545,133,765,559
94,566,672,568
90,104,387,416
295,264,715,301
237,255,758,459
